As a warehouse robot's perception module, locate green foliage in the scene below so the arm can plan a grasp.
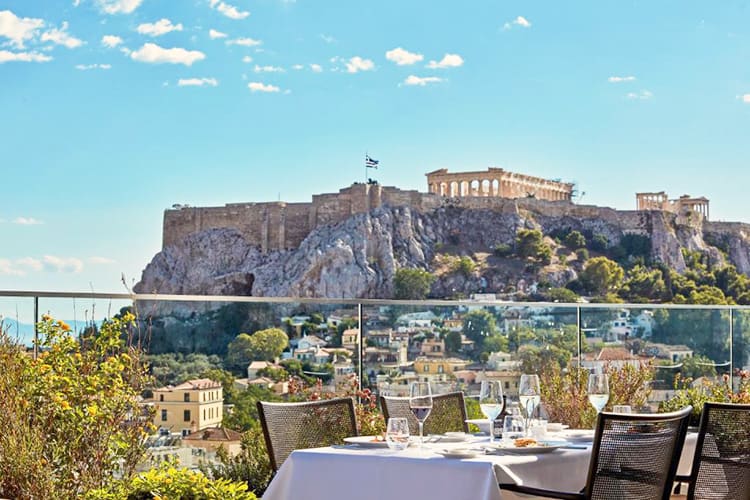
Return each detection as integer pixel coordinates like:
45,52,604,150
226,329,289,372
579,256,624,295
393,268,436,300
454,256,477,277
564,230,587,249
589,234,609,252
224,386,283,432
656,355,717,388
86,459,257,500
660,371,750,424
0,314,151,499
621,265,666,302
146,353,223,387
444,330,462,353
462,309,498,350
516,229,553,263
575,248,589,262
200,424,273,498
545,287,580,303
611,234,652,264
483,334,509,354
493,243,513,257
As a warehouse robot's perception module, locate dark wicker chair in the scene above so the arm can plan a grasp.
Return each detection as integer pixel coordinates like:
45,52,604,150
499,406,692,500
379,391,469,435
673,402,750,500
257,397,358,472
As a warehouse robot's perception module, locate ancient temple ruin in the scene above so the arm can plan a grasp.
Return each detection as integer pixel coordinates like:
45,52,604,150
425,167,574,202
636,192,710,220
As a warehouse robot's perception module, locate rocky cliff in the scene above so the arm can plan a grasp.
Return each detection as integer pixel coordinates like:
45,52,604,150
135,201,750,303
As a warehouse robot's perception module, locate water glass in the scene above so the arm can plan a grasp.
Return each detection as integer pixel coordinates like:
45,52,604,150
386,417,410,451
612,405,632,414
502,415,525,446
529,419,548,439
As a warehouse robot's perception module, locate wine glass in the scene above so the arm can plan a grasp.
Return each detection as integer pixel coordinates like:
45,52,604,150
385,417,410,451
518,374,541,433
587,372,610,420
479,381,504,443
409,381,433,447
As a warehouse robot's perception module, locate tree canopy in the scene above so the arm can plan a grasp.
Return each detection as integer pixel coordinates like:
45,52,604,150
393,268,435,300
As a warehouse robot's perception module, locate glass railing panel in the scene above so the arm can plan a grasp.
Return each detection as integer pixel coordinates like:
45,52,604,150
0,295,36,346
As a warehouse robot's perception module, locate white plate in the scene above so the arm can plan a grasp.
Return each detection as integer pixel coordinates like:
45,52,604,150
546,423,570,432
563,430,595,443
429,432,472,443
486,440,569,454
434,448,480,459
343,436,388,448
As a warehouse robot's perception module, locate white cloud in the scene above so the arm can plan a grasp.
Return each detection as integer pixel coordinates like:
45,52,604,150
96,0,143,14
227,37,262,47
75,63,111,70
42,255,84,273
248,81,280,93
741,94,750,104
626,90,653,100
241,55,253,63
137,18,183,37
426,53,463,69
12,216,43,225
0,10,45,49
89,256,116,264
310,63,322,73
178,77,218,86
291,63,303,70
404,75,443,86
608,75,636,83
0,50,52,63
130,43,205,65
0,259,25,276
209,28,227,39
209,0,250,20
17,257,42,271
254,64,284,73
41,22,83,49
320,34,335,44
346,56,374,73
386,47,423,66
101,34,123,48
73,0,81,6
503,15,531,30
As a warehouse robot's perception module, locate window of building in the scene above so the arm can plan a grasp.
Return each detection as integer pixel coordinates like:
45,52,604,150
438,365,444,373
161,409,167,421
184,393,190,402
504,381,510,389
423,365,429,372
183,410,191,422
203,409,206,421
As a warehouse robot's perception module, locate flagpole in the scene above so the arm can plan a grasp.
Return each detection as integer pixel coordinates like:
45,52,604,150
364,151,368,184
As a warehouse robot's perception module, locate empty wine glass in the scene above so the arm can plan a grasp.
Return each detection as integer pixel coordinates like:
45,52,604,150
587,372,610,419
479,381,504,443
518,374,541,432
409,381,433,447
385,417,410,451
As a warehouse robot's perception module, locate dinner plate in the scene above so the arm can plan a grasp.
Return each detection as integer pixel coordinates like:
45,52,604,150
563,429,595,443
486,440,569,454
343,436,388,448
428,432,472,443
434,448,480,459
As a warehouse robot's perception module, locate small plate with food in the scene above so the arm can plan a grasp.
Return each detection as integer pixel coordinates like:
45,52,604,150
434,448,480,459
486,438,569,454
343,435,389,448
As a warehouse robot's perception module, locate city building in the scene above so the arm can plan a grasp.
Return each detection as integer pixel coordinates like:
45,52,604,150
152,378,223,435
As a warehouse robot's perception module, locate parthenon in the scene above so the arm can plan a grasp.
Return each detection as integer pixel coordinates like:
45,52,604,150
636,192,710,220
425,167,574,202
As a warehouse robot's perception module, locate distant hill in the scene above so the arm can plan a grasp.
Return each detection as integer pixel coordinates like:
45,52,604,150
1,319,101,346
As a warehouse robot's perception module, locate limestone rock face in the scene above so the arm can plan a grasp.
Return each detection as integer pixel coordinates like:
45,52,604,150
135,204,750,308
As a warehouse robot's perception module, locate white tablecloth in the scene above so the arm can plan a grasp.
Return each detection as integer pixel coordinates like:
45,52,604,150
263,432,698,500
263,436,591,500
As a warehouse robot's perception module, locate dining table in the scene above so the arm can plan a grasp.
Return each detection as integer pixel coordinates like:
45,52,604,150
262,430,698,500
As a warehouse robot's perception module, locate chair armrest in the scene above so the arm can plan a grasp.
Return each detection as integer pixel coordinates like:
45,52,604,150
499,483,585,500
673,474,691,483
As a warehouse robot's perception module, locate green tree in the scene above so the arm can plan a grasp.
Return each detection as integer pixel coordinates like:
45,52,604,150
483,334,509,354
546,287,580,303
622,265,666,302
444,330,463,353
462,309,498,350
580,256,625,295
227,329,289,373
0,314,151,499
589,234,609,252
516,229,552,263
393,268,435,300
565,230,587,249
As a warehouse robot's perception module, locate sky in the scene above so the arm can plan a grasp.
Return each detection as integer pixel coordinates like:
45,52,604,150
1,0,749,296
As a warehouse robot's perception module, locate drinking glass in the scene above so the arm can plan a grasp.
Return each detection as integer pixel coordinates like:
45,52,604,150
386,417,410,451
409,381,433,447
587,373,610,418
502,414,525,447
479,381,504,443
518,374,541,433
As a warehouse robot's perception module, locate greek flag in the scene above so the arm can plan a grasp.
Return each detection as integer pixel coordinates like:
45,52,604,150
365,155,379,168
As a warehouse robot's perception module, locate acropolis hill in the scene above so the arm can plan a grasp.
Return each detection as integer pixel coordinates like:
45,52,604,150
139,167,750,300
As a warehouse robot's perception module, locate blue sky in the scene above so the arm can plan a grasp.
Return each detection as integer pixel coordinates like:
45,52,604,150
1,0,749,295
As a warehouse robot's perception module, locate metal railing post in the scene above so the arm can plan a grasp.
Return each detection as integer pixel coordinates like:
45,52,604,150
33,295,39,360
357,302,363,393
